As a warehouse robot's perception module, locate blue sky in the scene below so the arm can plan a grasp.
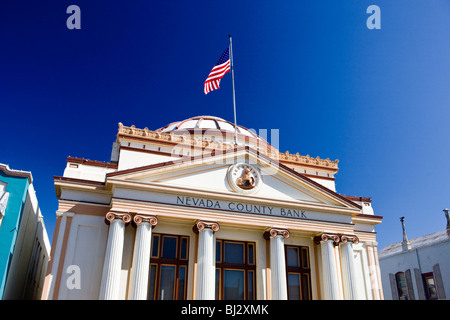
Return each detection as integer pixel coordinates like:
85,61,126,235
1,0,449,250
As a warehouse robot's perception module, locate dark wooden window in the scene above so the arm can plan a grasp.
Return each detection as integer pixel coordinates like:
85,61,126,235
148,233,189,300
285,245,311,300
215,240,256,300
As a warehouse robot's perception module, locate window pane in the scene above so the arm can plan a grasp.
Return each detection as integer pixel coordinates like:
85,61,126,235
396,273,408,299
218,121,237,132
288,273,301,300
178,266,186,300
198,119,218,129
224,269,245,300
224,242,244,264
215,269,221,299
301,248,309,268
301,274,311,300
159,265,176,300
180,237,188,260
161,122,179,132
248,270,255,300
248,244,254,265
216,241,221,262
424,276,438,299
286,247,300,267
151,235,160,258
162,236,177,259
148,264,157,300
178,120,198,129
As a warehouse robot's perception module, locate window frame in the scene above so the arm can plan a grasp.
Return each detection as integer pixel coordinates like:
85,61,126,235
147,233,189,300
422,272,438,300
284,245,312,300
215,239,256,300
395,272,409,300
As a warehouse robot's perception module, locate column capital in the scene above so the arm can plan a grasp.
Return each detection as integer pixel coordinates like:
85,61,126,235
105,211,132,225
56,211,75,218
133,214,158,228
263,228,290,240
339,234,359,245
314,233,340,245
192,220,220,234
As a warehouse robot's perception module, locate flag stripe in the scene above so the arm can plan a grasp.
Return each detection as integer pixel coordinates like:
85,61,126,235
206,62,231,79
206,61,230,77
205,65,230,82
204,48,231,95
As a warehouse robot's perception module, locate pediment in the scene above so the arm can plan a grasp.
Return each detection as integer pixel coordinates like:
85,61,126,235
106,147,360,212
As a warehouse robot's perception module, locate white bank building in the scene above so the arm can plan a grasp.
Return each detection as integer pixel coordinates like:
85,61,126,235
41,116,383,300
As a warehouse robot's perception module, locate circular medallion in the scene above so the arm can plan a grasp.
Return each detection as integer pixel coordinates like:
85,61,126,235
227,164,262,194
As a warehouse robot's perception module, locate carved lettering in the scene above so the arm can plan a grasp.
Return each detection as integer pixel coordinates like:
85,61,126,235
175,196,309,219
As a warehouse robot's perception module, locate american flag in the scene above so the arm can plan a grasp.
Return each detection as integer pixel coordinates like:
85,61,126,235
204,47,231,94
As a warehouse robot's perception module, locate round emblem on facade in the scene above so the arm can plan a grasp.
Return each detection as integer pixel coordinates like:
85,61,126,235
227,163,262,194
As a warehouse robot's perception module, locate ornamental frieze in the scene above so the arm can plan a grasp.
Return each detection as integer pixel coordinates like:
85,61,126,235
117,123,338,169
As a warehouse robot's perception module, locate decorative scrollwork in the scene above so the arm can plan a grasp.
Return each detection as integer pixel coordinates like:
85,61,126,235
263,228,290,240
340,234,359,245
133,214,158,227
117,123,339,169
105,212,132,224
314,233,340,245
193,220,220,234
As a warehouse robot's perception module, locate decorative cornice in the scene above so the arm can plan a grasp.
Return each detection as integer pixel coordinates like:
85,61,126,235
105,212,132,224
341,195,372,203
192,220,220,234
66,157,118,169
117,123,338,170
263,228,290,240
133,214,158,227
0,163,33,184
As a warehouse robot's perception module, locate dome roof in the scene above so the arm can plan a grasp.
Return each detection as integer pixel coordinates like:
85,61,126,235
156,115,275,150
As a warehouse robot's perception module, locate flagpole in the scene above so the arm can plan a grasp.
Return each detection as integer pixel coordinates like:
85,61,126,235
228,35,238,146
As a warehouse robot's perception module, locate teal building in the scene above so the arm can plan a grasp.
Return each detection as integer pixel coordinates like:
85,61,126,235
0,163,50,299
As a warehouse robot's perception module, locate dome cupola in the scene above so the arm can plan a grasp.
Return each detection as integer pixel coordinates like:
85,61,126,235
156,115,276,151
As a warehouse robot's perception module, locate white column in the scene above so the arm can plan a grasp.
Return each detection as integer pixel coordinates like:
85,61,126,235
367,242,381,300
372,243,384,300
340,235,360,300
265,228,290,300
129,214,158,300
99,212,131,300
316,234,340,300
194,221,219,300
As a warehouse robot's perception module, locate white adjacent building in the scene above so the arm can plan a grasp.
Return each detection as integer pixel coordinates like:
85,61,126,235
379,212,450,300
42,115,383,300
